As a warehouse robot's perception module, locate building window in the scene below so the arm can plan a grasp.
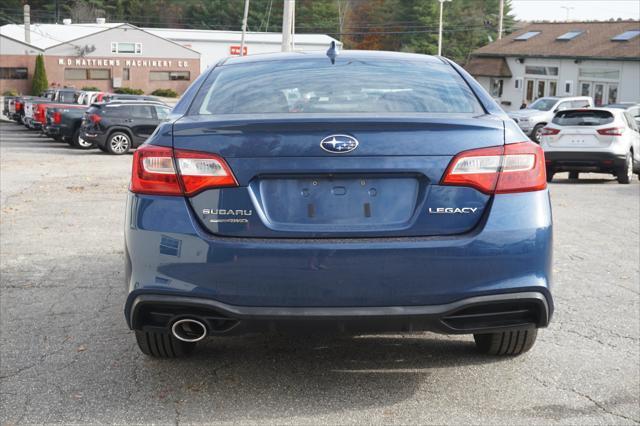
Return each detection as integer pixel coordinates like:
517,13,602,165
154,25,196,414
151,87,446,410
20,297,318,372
490,78,503,97
149,71,190,81
578,68,620,80
514,78,523,90
525,66,559,76
64,68,111,80
608,84,618,104
64,68,87,80
549,81,557,96
123,68,130,81
564,80,574,95
88,69,110,80
0,67,28,79
111,42,142,54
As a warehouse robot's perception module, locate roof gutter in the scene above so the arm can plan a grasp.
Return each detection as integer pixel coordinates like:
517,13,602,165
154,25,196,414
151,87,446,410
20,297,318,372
473,53,640,62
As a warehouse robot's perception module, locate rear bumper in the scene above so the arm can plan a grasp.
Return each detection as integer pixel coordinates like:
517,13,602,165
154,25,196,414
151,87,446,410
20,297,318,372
127,291,550,335
545,151,626,172
124,189,554,334
80,129,107,146
44,125,61,136
24,118,42,130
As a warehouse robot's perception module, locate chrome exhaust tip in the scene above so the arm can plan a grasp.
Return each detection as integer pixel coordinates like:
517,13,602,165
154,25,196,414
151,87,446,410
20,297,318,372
171,318,208,342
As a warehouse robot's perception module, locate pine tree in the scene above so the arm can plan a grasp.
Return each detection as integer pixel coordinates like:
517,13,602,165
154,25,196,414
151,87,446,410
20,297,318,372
31,54,48,96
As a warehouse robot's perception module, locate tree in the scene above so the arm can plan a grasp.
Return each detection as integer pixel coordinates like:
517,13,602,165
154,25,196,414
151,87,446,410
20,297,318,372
31,54,48,96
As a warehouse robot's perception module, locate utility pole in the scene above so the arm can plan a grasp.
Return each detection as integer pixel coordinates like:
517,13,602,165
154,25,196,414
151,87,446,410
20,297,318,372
281,0,294,52
23,4,30,44
239,0,250,56
498,0,504,39
561,6,574,21
437,0,451,56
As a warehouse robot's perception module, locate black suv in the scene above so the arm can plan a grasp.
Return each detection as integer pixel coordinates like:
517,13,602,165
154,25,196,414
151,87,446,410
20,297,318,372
80,101,172,154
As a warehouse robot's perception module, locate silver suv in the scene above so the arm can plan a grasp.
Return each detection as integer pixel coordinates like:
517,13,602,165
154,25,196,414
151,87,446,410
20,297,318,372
509,96,594,143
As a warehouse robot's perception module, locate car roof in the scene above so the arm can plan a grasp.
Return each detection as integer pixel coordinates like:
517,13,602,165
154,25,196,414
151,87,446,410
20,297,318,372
96,100,167,106
555,107,622,115
220,50,445,66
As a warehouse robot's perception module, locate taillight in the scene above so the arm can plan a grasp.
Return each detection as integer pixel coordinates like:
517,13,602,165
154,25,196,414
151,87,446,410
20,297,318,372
441,142,546,194
130,145,238,196
540,127,560,136
89,113,101,123
37,106,46,123
53,112,62,124
597,127,624,136
15,102,22,111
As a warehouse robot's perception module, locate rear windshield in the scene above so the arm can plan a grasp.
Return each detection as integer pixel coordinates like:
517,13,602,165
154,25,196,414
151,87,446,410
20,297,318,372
58,91,78,103
552,110,614,126
193,59,483,115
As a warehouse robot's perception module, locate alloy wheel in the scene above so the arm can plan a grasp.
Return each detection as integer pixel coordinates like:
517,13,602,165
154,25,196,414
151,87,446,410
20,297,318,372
110,134,129,154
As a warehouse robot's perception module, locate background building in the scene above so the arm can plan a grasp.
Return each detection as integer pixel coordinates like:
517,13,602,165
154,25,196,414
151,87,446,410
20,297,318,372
0,20,339,95
145,28,340,72
465,21,640,111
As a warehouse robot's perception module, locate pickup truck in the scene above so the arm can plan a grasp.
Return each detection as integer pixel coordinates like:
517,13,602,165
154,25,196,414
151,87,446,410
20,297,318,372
23,98,52,130
45,105,92,148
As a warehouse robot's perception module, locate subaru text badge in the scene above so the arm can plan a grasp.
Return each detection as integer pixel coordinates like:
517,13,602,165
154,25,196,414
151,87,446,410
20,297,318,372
320,135,359,154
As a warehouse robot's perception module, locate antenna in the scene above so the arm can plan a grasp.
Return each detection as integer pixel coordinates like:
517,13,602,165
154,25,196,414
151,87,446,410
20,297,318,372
326,41,339,64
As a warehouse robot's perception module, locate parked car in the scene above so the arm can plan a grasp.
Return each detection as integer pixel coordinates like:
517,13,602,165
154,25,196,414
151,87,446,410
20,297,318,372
44,104,91,147
509,96,594,142
3,96,16,119
102,93,161,102
124,51,553,358
604,102,640,127
77,91,104,106
22,98,52,129
52,88,80,103
541,108,640,183
80,100,171,154
8,95,41,123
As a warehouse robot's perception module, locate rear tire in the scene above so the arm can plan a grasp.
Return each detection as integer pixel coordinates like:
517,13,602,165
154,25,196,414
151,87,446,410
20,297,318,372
106,131,131,155
474,328,538,356
531,124,545,143
546,167,554,182
134,330,196,358
568,171,579,180
72,128,95,150
617,151,633,184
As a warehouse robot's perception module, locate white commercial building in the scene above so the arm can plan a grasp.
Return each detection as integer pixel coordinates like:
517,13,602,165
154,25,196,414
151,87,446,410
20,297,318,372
145,28,341,72
465,21,640,111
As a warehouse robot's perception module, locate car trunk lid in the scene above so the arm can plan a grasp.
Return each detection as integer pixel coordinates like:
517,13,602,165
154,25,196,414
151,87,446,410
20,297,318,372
172,114,504,238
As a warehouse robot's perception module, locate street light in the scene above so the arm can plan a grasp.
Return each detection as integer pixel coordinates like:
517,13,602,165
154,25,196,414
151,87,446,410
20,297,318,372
438,0,452,56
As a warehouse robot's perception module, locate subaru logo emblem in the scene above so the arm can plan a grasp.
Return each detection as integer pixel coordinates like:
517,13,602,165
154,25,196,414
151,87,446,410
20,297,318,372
320,134,359,154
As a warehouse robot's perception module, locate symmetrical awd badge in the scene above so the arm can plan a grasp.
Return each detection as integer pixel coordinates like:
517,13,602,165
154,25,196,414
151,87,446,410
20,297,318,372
320,134,359,153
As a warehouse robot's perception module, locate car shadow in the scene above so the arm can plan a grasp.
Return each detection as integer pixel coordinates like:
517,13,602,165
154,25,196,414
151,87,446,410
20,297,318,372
132,332,507,421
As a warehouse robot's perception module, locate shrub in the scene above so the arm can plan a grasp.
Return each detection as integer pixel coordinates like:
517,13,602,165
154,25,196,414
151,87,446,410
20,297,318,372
2,89,18,96
31,54,48,95
81,86,100,91
114,87,144,95
151,88,178,98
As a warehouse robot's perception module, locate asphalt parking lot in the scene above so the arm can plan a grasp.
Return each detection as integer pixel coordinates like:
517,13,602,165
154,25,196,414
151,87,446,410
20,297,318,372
0,120,638,424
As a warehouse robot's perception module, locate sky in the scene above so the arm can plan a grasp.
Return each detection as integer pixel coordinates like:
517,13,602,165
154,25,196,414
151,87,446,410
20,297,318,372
511,0,640,21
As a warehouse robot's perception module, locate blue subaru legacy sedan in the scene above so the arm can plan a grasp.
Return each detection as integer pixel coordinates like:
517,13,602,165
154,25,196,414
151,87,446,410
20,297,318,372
124,50,553,358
